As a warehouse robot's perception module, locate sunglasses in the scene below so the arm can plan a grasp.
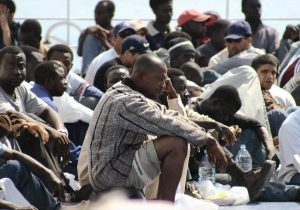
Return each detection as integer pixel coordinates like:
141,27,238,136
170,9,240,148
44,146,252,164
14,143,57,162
119,29,136,38
225,38,243,43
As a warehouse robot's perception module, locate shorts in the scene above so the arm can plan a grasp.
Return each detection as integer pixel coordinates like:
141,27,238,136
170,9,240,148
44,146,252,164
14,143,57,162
125,140,161,190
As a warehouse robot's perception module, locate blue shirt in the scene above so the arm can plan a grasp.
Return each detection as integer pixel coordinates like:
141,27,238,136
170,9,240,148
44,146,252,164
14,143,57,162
31,84,58,112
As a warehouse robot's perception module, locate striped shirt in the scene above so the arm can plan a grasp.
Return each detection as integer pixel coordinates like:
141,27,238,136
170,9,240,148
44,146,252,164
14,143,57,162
87,79,208,192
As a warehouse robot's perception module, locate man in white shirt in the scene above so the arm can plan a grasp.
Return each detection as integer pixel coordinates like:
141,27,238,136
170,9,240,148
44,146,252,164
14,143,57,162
278,108,300,185
208,20,264,74
84,22,135,84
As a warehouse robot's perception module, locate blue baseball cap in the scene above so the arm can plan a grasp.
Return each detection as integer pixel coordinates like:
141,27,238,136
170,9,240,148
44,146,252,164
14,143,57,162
112,21,136,36
225,20,252,40
121,35,151,54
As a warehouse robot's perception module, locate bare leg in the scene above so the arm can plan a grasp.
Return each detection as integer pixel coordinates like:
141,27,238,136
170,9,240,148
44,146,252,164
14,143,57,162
153,136,187,202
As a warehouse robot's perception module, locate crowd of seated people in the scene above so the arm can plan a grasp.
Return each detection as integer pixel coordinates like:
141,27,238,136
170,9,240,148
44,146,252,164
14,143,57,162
0,0,300,209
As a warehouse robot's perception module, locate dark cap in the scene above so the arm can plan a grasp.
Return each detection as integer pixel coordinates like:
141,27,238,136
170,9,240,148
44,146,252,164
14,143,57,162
121,35,151,54
112,21,136,36
225,20,252,40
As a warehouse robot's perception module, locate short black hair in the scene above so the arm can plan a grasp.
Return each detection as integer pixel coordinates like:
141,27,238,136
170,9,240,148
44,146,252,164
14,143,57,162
20,45,40,61
210,85,242,111
20,19,42,37
162,31,192,49
0,46,23,63
251,54,279,71
0,0,16,13
95,0,115,12
104,65,129,83
149,0,172,11
47,44,74,61
34,60,66,84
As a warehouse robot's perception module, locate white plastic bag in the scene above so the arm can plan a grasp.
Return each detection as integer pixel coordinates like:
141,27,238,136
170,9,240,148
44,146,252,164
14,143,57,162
175,193,218,210
197,180,249,206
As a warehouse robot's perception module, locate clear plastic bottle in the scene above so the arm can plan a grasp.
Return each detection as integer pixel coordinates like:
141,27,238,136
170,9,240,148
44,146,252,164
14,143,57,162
198,150,215,184
235,144,252,172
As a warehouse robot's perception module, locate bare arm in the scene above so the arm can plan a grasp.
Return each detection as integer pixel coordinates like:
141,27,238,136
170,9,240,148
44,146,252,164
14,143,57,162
1,148,64,198
256,126,276,160
0,199,37,210
0,5,11,47
38,107,65,130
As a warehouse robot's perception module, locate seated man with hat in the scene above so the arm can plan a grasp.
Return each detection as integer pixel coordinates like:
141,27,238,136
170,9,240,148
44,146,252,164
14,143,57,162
209,20,264,75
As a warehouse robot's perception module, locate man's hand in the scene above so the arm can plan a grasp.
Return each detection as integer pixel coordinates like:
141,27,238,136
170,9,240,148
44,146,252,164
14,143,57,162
22,122,49,144
164,78,177,99
44,169,65,200
206,134,228,172
215,123,238,146
48,129,70,166
87,25,112,49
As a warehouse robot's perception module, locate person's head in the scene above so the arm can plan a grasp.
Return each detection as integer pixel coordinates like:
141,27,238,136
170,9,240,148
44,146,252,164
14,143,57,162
207,19,229,50
162,31,192,49
242,0,261,22
20,45,43,82
180,61,203,85
94,0,115,27
224,20,253,57
47,44,73,74
34,60,67,97
131,54,167,99
104,65,129,91
128,19,148,37
168,68,190,105
18,19,42,49
120,35,151,69
177,9,210,40
149,0,173,25
0,46,25,92
202,85,242,122
251,54,279,90
0,0,16,25
168,38,196,68
111,22,136,54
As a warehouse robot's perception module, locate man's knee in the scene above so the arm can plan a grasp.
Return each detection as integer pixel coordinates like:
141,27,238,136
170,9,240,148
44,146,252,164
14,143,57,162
0,160,24,182
153,136,188,160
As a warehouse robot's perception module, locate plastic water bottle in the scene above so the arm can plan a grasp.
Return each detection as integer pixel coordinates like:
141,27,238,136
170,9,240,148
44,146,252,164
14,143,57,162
235,144,252,172
198,150,215,184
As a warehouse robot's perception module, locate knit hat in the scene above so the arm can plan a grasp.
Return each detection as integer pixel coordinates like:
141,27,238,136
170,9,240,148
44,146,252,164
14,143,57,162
168,38,195,59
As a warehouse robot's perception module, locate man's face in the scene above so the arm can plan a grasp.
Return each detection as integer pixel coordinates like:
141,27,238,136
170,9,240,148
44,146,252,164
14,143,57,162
256,64,277,90
105,68,129,91
140,65,168,99
209,101,238,122
225,36,252,57
122,51,141,68
0,52,26,89
172,75,190,105
94,2,115,26
172,51,195,68
183,20,206,39
48,65,67,96
154,2,173,25
243,0,262,21
112,29,136,53
49,51,73,74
